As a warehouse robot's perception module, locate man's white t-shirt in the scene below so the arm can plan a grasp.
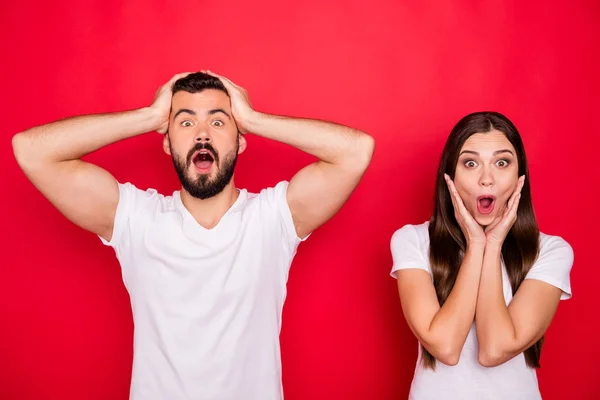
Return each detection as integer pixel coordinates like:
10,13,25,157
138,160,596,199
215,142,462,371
100,180,307,400
390,221,574,400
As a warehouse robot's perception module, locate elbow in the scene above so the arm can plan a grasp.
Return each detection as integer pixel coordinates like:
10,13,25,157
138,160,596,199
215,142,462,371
478,346,507,368
435,345,461,366
351,133,375,172
360,133,375,162
12,132,30,168
12,131,46,172
424,340,461,366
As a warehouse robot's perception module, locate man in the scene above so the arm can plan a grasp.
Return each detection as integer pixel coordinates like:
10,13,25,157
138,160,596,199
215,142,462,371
12,71,374,399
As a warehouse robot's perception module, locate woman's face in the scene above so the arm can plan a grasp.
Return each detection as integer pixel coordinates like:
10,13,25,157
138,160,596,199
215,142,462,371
453,130,520,227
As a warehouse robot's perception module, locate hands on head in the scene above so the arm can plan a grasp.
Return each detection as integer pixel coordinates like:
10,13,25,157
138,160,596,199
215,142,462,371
150,70,256,135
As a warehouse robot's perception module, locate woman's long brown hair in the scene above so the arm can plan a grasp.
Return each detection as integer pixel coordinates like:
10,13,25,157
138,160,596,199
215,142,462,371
424,111,541,369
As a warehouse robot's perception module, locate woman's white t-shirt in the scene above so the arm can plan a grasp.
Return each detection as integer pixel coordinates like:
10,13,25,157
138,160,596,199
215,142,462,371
390,221,574,400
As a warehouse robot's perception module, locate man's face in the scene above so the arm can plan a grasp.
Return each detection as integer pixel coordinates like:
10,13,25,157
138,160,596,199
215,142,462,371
164,89,246,199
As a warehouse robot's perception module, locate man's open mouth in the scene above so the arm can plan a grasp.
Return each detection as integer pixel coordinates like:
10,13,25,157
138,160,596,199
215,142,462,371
192,150,215,171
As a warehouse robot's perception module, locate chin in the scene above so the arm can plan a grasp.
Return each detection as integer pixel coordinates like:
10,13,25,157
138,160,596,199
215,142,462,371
189,167,214,179
474,213,496,227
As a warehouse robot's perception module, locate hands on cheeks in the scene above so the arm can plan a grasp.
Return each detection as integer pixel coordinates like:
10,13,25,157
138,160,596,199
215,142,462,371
444,174,487,247
444,174,526,248
484,175,525,246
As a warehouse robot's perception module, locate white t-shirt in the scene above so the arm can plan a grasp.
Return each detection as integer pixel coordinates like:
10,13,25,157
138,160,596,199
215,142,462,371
390,221,574,400
100,180,307,400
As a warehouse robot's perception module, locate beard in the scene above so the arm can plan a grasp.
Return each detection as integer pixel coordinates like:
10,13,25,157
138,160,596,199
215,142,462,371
171,140,238,200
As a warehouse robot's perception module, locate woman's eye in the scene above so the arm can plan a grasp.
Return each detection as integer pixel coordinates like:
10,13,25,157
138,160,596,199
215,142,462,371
464,160,477,168
496,159,510,167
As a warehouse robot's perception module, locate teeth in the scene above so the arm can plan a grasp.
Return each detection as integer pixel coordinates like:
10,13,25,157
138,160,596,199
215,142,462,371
196,151,212,162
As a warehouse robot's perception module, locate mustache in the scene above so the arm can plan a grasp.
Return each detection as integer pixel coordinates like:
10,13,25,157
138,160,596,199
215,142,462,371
186,142,220,166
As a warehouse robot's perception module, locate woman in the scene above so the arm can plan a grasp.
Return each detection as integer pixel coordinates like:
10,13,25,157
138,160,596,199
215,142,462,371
390,112,573,399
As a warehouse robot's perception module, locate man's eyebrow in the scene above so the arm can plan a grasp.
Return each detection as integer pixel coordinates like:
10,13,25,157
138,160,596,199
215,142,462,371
208,108,232,119
173,109,196,119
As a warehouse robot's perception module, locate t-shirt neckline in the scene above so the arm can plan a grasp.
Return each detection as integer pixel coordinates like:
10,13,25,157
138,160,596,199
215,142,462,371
173,188,248,234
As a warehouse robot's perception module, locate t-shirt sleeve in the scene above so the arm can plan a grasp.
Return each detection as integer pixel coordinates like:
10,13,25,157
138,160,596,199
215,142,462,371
390,224,432,279
262,181,310,253
98,182,159,250
524,235,574,300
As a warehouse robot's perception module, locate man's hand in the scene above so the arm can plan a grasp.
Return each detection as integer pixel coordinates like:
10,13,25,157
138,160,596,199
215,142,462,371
204,70,256,134
150,72,192,134
196,70,374,238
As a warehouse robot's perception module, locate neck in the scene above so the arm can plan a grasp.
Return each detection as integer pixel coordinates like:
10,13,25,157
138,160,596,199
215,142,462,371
179,179,239,229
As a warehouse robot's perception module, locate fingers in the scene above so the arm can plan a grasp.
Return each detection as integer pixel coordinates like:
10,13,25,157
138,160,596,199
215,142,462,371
487,176,523,237
204,70,229,84
202,69,228,84
484,215,502,233
444,174,469,216
505,175,525,213
444,174,460,213
202,70,244,93
508,192,522,218
167,72,193,87
500,184,522,227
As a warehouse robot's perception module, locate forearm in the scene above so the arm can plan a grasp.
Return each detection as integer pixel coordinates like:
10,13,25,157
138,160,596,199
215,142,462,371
425,244,485,360
13,107,161,166
476,243,517,365
242,111,373,166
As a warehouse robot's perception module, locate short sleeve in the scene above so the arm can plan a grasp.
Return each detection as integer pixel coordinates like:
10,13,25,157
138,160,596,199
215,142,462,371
525,235,574,300
99,182,159,249
260,181,309,252
390,224,432,279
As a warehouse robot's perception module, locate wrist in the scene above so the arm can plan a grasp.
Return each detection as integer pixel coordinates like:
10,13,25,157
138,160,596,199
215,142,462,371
238,110,265,133
485,240,504,254
466,240,486,253
140,106,167,132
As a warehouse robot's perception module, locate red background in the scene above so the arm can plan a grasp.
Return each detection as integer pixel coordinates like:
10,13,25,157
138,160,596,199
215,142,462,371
2,1,599,399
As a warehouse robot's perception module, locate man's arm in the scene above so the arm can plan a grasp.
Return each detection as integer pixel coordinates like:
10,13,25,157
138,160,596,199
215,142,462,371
12,73,188,241
207,71,375,239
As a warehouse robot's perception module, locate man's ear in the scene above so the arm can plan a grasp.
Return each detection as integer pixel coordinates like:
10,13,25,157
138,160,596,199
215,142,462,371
163,133,172,155
237,133,247,155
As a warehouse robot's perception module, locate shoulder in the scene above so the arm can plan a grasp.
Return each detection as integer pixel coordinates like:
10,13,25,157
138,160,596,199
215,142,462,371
525,231,574,300
245,181,306,244
391,221,430,248
117,182,177,214
246,181,290,207
539,232,574,259
390,221,432,278
100,182,175,248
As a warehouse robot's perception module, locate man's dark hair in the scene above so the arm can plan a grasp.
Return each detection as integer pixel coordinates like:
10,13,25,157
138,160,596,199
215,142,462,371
172,72,229,96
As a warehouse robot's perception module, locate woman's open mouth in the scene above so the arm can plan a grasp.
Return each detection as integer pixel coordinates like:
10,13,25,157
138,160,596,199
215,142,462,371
477,195,496,215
